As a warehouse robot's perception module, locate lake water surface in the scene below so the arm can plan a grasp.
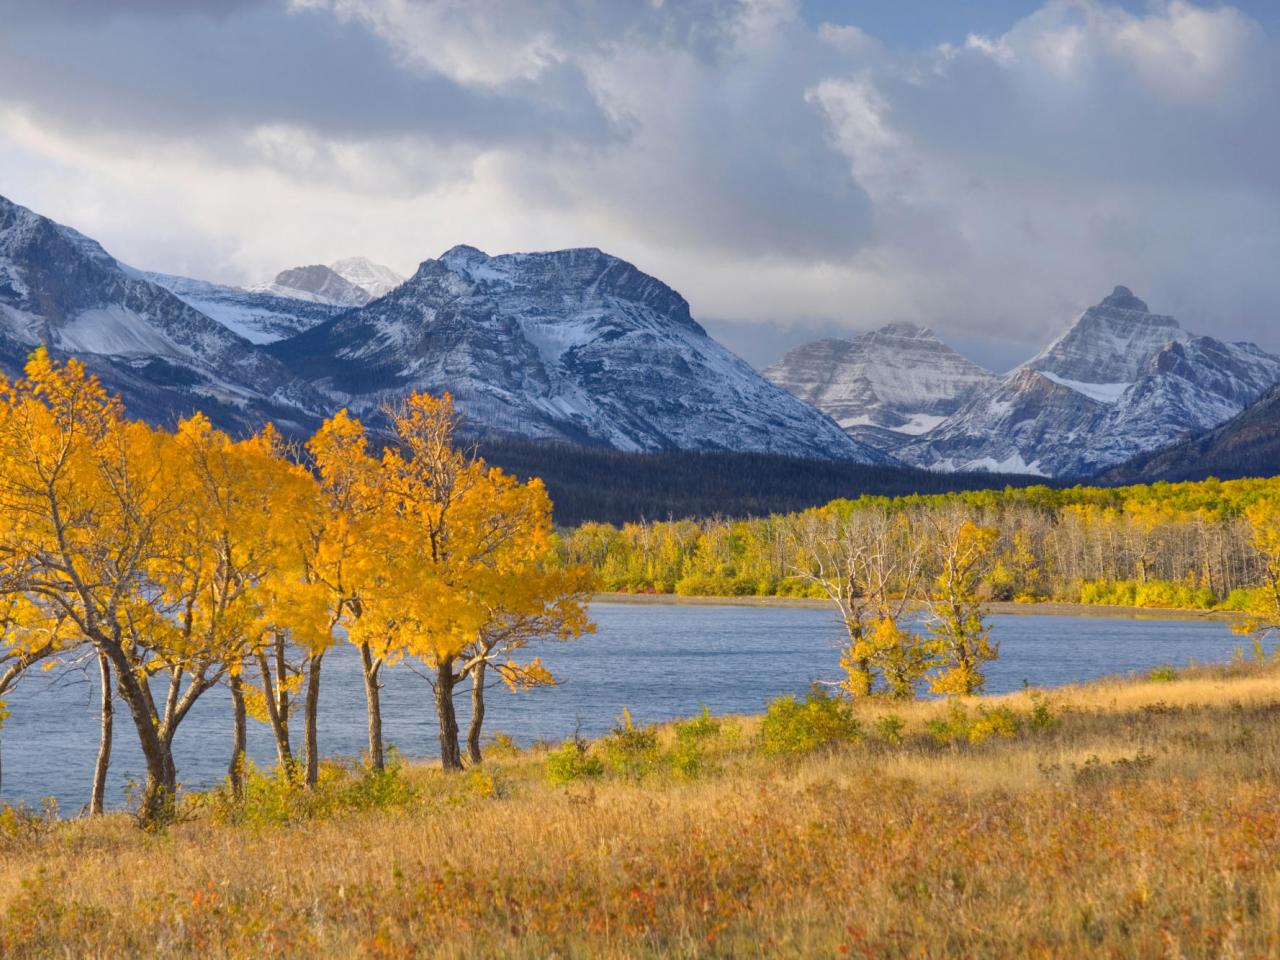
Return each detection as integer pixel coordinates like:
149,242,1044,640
0,602,1248,810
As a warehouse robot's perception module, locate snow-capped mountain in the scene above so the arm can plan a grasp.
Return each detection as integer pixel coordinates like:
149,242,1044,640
0,194,323,432
330,257,405,298
762,322,998,456
273,244,886,461
147,272,347,344
253,264,371,307
898,287,1280,477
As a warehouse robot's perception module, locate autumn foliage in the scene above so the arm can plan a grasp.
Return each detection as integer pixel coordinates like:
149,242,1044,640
0,349,593,823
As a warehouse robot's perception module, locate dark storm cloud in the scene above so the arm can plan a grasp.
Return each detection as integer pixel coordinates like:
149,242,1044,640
0,1,614,145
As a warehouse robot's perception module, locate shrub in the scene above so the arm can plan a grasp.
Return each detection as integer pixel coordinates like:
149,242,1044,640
545,740,604,784
759,687,860,756
204,756,418,827
486,731,521,759
873,714,906,745
1028,695,1057,733
674,706,721,745
601,708,662,778
966,706,1021,744
1148,664,1178,683
927,704,1022,746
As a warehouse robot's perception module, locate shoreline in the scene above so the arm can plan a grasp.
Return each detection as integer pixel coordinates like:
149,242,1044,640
593,591,1245,622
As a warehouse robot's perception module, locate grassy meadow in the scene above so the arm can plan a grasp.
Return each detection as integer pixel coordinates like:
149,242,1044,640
4,659,1280,958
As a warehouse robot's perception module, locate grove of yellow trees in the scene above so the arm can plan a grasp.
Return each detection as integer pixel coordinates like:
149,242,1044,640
0,350,593,825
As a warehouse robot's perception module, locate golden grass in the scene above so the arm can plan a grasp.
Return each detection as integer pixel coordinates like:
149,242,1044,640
5,662,1280,958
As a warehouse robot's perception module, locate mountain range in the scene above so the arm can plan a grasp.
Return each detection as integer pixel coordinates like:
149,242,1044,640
0,194,875,462
768,286,1280,478
4,190,1278,484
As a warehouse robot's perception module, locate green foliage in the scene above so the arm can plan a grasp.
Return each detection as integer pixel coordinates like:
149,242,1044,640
1147,664,1178,683
1028,695,1057,733
759,687,861,757
545,739,605,784
600,708,662,778
1078,579,1217,610
927,703,1023,746
202,756,418,827
873,714,906,745
674,705,721,745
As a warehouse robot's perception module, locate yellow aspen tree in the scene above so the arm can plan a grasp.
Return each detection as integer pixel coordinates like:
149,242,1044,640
278,409,378,787
380,392,593,770
927,514,1000,697
0,350,215,824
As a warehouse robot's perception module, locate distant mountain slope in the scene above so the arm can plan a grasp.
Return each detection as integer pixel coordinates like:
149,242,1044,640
273,244,886,462
146,272,347,343
0,193,322,433
253,264,371,307
898,287,1280,477
762,322,998,456
1101,384,1280,483
329,257,405,298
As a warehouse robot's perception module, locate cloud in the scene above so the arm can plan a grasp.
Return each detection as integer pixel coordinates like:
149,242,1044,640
0,0,1277,369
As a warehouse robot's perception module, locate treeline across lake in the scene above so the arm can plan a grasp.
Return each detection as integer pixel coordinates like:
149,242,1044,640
0,350,592,825
560,479,1280,613
479,438,1048,525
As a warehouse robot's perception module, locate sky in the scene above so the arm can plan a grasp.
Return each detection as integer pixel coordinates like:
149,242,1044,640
1,0,1277,372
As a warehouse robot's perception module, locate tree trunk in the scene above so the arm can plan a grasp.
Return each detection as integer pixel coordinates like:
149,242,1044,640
229,672,247,799
256,648,294,773
359,642,384,771
303,651,323,788
434,658,463,772
90,652,113,815
466,660,487,765
103,642,176,826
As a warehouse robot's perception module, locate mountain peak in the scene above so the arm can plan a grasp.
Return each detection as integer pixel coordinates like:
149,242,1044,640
266,264,371,307
873,321,934,340
441,244,489,264
1100,285,1149,312
328,257,405,298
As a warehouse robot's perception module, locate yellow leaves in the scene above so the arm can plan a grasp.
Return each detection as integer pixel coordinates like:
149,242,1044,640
499,657,556,691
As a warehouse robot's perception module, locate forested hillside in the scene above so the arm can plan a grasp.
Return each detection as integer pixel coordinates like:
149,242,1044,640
480,438,1047,525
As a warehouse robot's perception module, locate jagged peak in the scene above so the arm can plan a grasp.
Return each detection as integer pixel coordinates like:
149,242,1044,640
871,321,936,340
1098,285,1151,313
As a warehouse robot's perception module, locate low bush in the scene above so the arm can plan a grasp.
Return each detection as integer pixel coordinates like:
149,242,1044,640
601,708,662,778
545,739,604,784
759,687,861,756
196,754,418,827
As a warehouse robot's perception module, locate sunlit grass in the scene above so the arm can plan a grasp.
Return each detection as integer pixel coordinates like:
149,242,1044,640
4,659,1280,957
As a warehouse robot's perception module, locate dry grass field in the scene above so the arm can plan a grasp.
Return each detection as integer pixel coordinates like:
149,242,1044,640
4,660,1280,958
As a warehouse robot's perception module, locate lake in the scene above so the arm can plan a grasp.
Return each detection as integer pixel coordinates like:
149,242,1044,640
0,601,1250,811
